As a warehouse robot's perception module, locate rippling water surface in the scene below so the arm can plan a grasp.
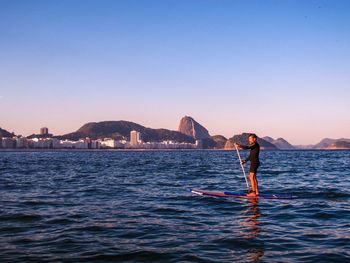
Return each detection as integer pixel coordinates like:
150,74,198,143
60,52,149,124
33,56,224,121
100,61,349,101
1,150,349,262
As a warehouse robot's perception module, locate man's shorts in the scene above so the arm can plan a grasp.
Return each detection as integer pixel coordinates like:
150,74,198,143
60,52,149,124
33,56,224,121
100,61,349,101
250,162,260,173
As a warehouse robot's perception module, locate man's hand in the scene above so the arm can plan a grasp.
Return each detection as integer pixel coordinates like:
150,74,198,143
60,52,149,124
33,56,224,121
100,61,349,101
234,143,239,147
241,160,247,165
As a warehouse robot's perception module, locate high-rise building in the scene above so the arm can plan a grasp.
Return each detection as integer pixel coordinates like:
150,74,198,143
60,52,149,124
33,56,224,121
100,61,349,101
100,139,117,148
130,130,142,146
16,137,28,148
2,137,15,148
40,127,49,135
195,139,203,149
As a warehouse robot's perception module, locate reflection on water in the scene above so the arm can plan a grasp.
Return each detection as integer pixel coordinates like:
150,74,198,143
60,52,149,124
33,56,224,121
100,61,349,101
247,198,261,240
239,198,264,261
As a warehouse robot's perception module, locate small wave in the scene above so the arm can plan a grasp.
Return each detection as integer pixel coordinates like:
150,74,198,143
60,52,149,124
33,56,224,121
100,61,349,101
1,213,43,222
84,250,176,262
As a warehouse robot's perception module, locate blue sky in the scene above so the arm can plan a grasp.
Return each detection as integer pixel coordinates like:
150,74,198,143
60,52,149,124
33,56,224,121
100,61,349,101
0,0,349,144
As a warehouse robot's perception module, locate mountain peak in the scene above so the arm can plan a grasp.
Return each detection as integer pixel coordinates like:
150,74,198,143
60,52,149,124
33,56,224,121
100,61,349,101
58,120,195,143
262,136,274,143
262,136,294,150
178,116,210,140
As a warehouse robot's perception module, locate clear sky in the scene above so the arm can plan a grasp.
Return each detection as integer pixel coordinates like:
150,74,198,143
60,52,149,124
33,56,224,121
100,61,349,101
0,0,349,144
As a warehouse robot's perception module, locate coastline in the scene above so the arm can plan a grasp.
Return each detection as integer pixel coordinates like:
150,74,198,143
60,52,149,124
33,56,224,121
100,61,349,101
1,148,349,152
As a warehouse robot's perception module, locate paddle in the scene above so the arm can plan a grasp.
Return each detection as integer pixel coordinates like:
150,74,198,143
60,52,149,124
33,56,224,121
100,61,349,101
234,144,251,193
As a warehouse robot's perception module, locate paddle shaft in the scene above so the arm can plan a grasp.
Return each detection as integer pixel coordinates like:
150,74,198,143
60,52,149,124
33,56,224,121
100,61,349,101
235,145,251,192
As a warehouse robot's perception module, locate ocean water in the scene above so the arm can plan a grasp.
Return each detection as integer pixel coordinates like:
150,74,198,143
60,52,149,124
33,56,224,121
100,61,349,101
0,150,349,262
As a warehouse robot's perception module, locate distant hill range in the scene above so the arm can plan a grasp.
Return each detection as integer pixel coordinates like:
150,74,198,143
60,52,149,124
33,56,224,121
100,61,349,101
57,116,225,149
313,138,350,149
1,119,349,150
57,120,195,143
326,140,350,149
262,136,295,150
0,127,14,138
225,133,278,150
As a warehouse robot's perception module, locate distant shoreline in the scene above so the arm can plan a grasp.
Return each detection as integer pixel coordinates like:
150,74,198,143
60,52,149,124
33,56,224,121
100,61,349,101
0,148,349,153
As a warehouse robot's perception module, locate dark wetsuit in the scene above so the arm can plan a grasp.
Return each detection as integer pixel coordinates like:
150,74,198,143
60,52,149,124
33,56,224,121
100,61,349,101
239,142,260,173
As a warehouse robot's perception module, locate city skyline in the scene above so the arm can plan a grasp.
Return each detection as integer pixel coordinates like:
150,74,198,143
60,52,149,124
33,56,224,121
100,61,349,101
1,0,349,145
1,117,348,148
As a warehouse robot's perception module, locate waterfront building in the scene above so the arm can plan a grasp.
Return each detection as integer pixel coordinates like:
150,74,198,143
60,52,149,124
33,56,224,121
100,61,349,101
195,139,203,149
91,140,101,149
52,138,61,149
30,138,53,148
130,131,142,146
100,138,117,148
115,140,126,149
16,137,28,148
74,139,89,149
60,140,75,148
2,137,15,148
42,139,52,148
40,127,49,135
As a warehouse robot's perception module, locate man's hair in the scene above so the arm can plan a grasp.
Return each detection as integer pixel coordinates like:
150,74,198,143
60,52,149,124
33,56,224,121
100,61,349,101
249,133,258,139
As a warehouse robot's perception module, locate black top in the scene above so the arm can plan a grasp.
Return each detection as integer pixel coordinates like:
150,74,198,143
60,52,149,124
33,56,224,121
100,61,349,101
239,142,260,164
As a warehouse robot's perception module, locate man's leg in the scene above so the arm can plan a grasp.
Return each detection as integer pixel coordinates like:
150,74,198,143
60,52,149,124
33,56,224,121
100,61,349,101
249,173,256,193
250,172,259,195
249,173,259,195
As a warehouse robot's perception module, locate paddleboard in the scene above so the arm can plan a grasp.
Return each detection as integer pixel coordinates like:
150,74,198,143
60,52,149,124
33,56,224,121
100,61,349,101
191,189,298,199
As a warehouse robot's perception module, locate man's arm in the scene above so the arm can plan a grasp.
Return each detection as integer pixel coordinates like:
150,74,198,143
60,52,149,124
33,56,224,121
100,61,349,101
234,143,250,164
234,143,250,150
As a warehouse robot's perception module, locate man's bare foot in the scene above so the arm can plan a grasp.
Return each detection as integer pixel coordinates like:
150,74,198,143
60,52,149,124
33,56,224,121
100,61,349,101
247,192,257,197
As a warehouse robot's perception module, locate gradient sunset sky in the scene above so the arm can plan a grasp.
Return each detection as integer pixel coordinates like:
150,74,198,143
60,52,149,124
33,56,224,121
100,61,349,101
0,0,349,144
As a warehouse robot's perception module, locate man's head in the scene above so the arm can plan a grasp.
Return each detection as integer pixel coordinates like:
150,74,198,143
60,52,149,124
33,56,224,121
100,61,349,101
248,133,258,144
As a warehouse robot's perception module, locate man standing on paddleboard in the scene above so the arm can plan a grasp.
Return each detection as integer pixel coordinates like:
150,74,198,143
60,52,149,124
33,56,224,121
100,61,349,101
234,134,260,197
